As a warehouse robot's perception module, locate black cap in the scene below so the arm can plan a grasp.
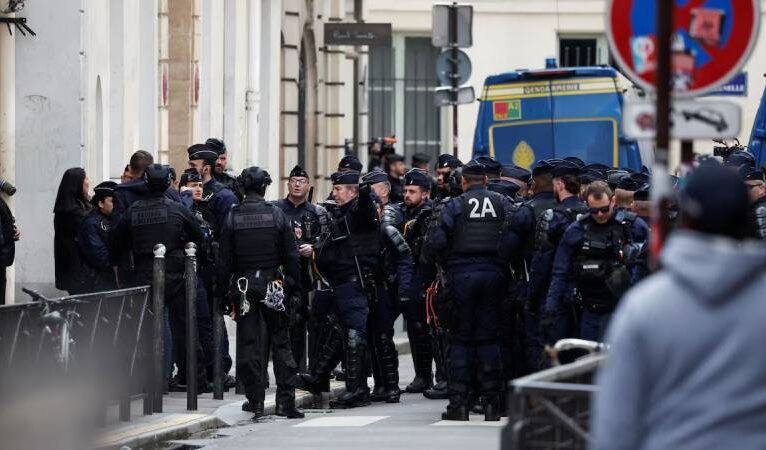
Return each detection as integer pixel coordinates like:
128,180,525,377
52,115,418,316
404,169,431,189
633,184,651,201
91,181,117,206
607,171,629,189
412,153,431,165
144,164,172,192
385,153,405,163
630,172,650,185
563,157,585,169
361,170,388,184
725,150,755,169
205,138,226,155
744,170,764,182
462,160,486,176
641,165,652,175
180,168,203,186
289,165,309,179
475,156,502,176
338,155,363,172
532,159,556,177
437,154,463,169
187,144,219,165
617,176,642,191
501,165,532,183
583,163,611,174
488,179,521,198
331,171,360,185
679,162,750,237
552,161,581,178
580,169,606,184
238,166,272,192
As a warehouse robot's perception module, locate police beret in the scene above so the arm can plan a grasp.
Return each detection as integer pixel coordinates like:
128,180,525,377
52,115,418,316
412,153,431,165
289,165,309,179
205,138,226,155
385,153,405,163
552,161,581,178
404,169,431,189
633,184,650,201
744,170,764,182
187,144,219,164
563,156,585,169
361,170,388,184
475,156,502,175
437,154,463,169
579,169,606,184
501,165,531,183
331,171,360,185
462,160,486,176
488,179,521,198
338,155,363,172
532,159,556,176
180,168,203,186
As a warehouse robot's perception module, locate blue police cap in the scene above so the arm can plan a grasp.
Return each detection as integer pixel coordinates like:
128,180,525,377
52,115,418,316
532,159,556,176
437,154,463,169
331,171,360,185
582,163,611,174
579,169,606,184
289,165,309,179
205,138,226,155
462,160,486,176
552,161,581,178
501,165,531,183
680,162,749,236
744,169,764,182
475,156,502,175
633,184,651,201
617,176,642,191
488,179,520,198
187,143,218,164
361,170,388,184
404,169,431,189
412,153,431,165
181,168,203,185
563,156,585,169
91,181,118,206
385,153,405,163
338,155,363,172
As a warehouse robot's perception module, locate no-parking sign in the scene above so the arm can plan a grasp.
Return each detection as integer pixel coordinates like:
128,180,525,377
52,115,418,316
607,0,760,97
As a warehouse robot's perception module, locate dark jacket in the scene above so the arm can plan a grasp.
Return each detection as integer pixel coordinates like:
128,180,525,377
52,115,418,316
54,201,91,292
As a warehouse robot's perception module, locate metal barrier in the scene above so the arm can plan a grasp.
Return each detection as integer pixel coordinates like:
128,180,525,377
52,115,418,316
502,354,605,450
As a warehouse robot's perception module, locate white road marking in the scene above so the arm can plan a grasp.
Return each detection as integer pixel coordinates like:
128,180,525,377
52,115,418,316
431,417,509,427
293,416,390,428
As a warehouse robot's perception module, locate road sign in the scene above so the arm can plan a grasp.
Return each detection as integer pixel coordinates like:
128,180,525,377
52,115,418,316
324,23,392,46
434,86,475,107
623,100,741,139
436,49,471,86
704,72,748,97
606,0,760,97
432,4,473,48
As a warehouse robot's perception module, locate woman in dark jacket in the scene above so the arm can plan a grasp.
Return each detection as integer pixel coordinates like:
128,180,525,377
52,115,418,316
53,168,92,294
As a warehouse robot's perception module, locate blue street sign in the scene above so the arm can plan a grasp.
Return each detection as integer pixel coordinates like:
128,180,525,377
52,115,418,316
705,72,748,97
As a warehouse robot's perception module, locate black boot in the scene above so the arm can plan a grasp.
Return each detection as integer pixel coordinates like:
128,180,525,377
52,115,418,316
377,330,401,403
441,405,469,421
442,384,469,421
423,380,449,400
275,403,305,419
297,317,343,394
369,332,386,402
249,400,265,420
405,332,434,393
483,394,501,422
330,330,371,409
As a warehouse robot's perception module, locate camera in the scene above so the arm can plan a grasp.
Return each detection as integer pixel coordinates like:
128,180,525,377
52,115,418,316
0,179,16,196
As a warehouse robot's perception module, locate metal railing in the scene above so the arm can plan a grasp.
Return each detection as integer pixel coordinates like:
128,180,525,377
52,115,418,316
502,354,606,450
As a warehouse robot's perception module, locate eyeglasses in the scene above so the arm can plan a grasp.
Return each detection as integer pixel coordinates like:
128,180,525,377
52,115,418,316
289,179,309,186
589,206,611,215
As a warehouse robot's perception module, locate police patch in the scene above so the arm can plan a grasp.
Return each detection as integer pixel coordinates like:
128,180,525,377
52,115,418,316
234,213,274,230
132,207,169,226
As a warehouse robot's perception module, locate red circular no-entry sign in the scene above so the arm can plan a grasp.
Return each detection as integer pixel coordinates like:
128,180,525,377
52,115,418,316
606,0,760,97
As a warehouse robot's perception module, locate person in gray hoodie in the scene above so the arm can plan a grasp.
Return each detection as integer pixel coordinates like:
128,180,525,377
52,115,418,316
591,161,766,450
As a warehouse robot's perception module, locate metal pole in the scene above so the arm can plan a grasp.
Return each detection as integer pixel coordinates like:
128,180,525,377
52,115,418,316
450,3,459,157
185,242,198,411
352,0,362,158
152,244,166,412
211,243,224,400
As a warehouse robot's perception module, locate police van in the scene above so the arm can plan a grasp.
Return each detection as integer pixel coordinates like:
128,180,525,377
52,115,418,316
748,79,766,165
472,62,644,170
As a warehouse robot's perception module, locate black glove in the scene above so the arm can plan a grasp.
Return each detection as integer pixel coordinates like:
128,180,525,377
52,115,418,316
539,313,557,346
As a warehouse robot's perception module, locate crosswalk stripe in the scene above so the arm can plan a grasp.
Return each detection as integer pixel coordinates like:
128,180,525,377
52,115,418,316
431,417,509,427
293,416,389,428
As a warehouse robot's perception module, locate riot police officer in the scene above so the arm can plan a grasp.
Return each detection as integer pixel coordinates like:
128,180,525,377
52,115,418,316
110,164,206,388
433,154,462,203
216,166,304,420
745,170,766,239
386,154,406,204
206,138,240,197
526,162,587,368
542,180,649,343
274,165,329,371
500,165,531,200
79,181,118,291
314,171,380,409
424,160,522,422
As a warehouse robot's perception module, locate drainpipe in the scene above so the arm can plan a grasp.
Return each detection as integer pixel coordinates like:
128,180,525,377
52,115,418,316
0,10,16,303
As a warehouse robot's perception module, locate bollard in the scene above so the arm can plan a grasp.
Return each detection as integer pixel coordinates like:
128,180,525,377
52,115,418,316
211,242,224,400
152,244,166,413
185,242,198,411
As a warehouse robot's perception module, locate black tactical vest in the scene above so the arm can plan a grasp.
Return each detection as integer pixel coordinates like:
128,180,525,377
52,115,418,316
574,217,630,311
129,198,187,272
231,201,281,271
452,189,505,255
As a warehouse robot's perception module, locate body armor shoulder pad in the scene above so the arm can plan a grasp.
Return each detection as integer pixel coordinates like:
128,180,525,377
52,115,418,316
382,204,403,228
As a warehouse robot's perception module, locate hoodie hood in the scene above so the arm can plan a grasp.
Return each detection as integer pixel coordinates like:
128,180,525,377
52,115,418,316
660,230,766,305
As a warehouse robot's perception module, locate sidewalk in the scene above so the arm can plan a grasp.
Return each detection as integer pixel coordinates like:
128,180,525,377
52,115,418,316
95,318,411,449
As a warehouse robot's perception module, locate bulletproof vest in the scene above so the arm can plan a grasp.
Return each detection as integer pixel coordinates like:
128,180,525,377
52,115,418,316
192,205,216,263
231,201,281,271
198,180,227,235
524,193,558,255
574,217,630,310
129,198,187,272
527,193,558,224
451,189,505,256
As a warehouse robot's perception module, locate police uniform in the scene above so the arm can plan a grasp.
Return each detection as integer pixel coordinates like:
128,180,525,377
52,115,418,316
543,208,649,342
206,138,241,198
79,181,118,291
216,166,303,419
314,171,379,409
745,170,766,239
424,160,523,422
110,164,206,388
432,154,463,203
386,154,405,204
274,165,329,372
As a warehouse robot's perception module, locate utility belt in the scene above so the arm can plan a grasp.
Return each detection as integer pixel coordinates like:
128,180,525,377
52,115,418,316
337,268,383,305
228,268,284,316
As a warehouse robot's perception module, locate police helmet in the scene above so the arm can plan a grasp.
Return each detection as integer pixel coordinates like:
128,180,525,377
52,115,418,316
238,166,272,193
144,164,172,192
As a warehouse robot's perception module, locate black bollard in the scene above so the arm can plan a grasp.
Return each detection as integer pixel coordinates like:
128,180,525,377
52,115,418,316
185,242,198,411
152,244,166,413
211,242,224,400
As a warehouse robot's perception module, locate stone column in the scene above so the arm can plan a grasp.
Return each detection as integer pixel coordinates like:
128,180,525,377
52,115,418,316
0,13,16,304
167,0,194,170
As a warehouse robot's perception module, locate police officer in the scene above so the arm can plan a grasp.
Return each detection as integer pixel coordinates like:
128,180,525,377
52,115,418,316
526,162,587,368
745,170,766,239
386,153,406,204
314,171,380,409
499,165,531,199
110,164,206,388
216,166,304,420
274,165,329,371
206,138,240,196
424,160,522,422
542,181,649,343
433,154,463,203
79,181,118,291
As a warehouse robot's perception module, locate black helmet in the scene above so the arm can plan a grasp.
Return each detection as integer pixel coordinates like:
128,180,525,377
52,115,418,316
144,164,172,192
238,166,272,193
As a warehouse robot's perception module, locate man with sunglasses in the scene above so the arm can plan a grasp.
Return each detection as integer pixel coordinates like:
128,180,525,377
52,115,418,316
745,170,766,239
542,180,649,343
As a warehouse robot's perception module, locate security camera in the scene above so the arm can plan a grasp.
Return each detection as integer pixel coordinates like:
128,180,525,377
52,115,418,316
1,0,25,14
